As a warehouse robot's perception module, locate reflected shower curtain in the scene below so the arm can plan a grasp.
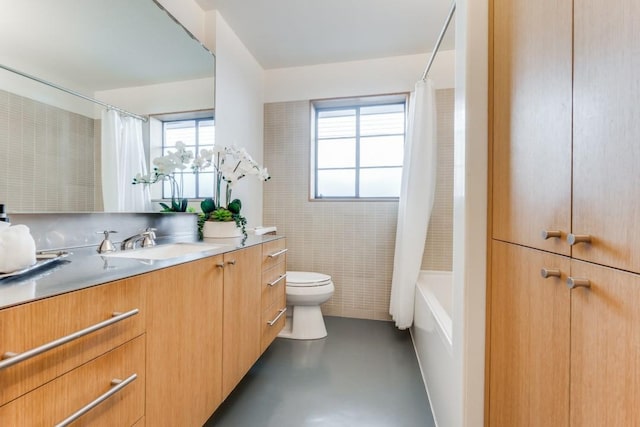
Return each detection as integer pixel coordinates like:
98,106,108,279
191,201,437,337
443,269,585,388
390,79,438,329
101,110,152,212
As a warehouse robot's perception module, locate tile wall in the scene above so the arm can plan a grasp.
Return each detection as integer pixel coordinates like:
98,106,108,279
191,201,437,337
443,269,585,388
0,89,99,212
263,89,454,320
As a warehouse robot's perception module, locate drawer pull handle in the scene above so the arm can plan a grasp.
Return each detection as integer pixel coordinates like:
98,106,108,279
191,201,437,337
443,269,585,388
0,309,139,371
541,230,562,240
54,373,137,427
567,277,591,289
267,308,287,326
267,248,288,258
567,234,592,245
268,274,287,287
540,268,561,279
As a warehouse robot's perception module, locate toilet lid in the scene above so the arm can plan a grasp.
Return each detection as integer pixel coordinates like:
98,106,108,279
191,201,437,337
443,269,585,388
286,271,332,287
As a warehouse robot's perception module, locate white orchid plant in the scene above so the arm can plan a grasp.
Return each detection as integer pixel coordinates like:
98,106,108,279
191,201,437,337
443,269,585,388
192,145,270,234
132,141,194,212
133,142,270,235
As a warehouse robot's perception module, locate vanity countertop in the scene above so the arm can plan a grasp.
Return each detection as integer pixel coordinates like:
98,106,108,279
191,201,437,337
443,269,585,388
0,234,283,310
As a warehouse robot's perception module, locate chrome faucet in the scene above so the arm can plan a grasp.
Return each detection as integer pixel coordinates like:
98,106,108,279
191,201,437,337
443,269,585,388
121,228,157,250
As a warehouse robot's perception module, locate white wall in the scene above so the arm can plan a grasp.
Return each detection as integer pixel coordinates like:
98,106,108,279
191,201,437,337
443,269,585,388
452,0,488,426
265,50,455,103
213,12,265,227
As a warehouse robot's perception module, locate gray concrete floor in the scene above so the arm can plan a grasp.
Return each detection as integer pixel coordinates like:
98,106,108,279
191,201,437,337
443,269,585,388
205,316,435,427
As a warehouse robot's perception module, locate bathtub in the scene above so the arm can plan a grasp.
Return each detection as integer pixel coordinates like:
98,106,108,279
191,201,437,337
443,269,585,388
411,270,454,427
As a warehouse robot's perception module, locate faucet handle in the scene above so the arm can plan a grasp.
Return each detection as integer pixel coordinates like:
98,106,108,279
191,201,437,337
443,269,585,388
144,227,157,239
141,228,157,247
96,230,117,253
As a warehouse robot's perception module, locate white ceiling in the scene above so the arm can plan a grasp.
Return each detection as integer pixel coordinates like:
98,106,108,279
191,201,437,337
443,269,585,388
197,0,455,69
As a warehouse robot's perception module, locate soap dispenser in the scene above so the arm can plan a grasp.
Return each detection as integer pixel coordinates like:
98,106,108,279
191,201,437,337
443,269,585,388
97,230,118,253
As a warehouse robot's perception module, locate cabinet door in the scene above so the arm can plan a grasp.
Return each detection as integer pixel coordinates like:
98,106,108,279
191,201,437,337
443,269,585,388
145,257,223,427
492,0,572,255
222,245,262,398
573,0,640,273
489,241,570,426
570,260,640,426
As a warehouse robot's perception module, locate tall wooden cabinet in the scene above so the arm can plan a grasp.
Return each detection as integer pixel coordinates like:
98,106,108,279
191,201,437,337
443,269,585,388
489,0,640,425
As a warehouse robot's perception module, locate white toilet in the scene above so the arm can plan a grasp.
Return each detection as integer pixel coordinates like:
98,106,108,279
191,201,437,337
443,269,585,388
277,271,335,340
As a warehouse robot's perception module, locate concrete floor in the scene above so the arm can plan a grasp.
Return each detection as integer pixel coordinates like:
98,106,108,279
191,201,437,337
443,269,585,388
205,316,435,427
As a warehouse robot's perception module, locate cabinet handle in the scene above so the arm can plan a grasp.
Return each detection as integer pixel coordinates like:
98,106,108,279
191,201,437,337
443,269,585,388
267,307,287,326
567,234,592,246
567,277,591,289
0,309,139,371
541,230,562,240
216,263,224,269
54,373,137,427
226,260,236,266
268,273,287,287
540,268,561,279
267,248,288,258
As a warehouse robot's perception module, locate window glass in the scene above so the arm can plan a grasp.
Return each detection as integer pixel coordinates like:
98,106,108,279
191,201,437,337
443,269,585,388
312,96,407,199
160,116,214,199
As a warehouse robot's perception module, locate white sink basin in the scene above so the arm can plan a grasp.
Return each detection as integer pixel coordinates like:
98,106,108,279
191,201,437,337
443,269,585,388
102,243,226,260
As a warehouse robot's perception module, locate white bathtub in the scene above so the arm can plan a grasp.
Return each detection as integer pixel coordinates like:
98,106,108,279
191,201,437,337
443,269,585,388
411,270,454,427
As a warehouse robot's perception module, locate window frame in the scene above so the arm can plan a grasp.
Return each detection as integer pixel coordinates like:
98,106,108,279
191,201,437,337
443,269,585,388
310,94,408,201
147,110,214,203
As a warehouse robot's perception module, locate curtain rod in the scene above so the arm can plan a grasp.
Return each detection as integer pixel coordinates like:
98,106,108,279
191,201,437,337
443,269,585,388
0,63,148,122
421,1,456,81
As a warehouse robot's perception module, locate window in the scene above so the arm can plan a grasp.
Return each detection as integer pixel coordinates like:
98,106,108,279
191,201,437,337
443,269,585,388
312,95,407,199
159,115,214,199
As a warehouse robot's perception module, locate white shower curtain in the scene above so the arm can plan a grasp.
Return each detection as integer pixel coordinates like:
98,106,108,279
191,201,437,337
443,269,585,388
389,79,438,329
101,110,152,212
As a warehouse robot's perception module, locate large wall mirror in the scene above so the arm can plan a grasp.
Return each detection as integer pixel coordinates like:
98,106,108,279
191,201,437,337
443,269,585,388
0,0,215,213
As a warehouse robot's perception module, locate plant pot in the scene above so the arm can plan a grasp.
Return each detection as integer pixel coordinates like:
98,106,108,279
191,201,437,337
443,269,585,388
202,221,243,239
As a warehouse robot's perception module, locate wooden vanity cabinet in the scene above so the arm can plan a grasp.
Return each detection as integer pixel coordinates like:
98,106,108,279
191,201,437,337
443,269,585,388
0,238,286,425
0,275,146,425
145,256,224,427
0,336,145,426
221,245,263,399
260,238,287,353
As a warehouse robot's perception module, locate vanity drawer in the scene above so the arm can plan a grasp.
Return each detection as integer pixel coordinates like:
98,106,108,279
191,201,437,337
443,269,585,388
0,275,146,406
262,238,287,271
261,295,287,353
0,335,145,426
261,262,287,311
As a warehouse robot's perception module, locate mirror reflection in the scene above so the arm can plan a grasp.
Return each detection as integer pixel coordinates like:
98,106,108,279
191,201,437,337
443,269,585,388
0,0,215,213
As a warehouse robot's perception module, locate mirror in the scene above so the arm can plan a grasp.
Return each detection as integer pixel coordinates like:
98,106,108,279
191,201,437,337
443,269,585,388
0,0,215,213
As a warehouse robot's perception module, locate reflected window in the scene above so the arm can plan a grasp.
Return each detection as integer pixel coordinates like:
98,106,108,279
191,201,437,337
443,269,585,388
159,116,214,200
312,95,407,199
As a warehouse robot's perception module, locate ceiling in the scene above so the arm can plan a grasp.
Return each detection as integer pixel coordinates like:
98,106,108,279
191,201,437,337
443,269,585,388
197,0,455,69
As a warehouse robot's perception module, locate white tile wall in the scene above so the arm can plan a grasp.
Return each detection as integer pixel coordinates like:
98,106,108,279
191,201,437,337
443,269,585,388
263,89,454,320
0,89,99,212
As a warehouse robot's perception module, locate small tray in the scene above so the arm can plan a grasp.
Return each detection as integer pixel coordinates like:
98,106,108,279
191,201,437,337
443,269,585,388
0,251,70,280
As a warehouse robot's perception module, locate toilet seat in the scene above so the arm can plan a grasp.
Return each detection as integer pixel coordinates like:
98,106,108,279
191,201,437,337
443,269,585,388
286,271,332,287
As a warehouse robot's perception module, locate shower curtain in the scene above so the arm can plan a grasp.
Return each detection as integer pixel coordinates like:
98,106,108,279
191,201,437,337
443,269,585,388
101,110,152,212
390,79,438,329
